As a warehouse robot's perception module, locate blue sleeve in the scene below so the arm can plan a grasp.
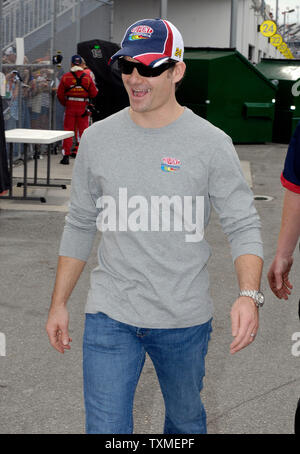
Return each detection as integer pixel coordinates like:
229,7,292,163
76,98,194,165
281,121,300,193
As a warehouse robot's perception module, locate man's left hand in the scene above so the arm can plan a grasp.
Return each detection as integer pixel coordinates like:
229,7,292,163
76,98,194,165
230,296,259,354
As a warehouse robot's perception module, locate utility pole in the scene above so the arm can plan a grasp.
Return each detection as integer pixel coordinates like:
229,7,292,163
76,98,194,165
50,0,57,63
160,0,168,18
75,0,81,50
276,0,279,23
261,0,266,20
282,9,295,41
109,1,114,42
230,0,238,48
94,0,114,42
0,0,3,73
50,0,58,130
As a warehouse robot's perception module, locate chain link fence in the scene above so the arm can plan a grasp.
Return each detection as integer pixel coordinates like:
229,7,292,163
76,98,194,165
0,0,112,160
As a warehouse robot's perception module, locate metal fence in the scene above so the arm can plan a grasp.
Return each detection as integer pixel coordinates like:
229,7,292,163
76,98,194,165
1,62,61,160
0,0,111,160
1,0,77,70
1,0,112,70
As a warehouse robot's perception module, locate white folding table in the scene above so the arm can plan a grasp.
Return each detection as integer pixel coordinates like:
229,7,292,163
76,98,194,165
0,129,74,203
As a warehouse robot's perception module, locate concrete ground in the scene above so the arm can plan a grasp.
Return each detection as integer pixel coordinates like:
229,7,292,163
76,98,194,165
0,142,300,434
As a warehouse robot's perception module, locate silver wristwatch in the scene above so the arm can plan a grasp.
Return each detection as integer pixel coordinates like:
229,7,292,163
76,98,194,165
238,290,265,308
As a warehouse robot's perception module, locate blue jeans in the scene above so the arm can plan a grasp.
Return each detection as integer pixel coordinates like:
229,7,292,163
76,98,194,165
83,312,212,434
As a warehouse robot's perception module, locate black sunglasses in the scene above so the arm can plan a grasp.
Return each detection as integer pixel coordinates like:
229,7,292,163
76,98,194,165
118,58,176,77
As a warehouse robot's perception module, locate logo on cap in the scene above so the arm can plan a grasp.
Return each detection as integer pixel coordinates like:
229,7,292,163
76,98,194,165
129,25,154,40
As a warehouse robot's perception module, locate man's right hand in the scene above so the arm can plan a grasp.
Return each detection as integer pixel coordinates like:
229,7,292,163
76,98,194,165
46,306,72,354
46,257,86,353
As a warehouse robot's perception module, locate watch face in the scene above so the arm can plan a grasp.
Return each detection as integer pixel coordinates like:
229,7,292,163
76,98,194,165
257,292,265,306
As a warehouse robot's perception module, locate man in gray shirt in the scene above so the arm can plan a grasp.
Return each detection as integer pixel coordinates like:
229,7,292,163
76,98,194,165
46,19,264,434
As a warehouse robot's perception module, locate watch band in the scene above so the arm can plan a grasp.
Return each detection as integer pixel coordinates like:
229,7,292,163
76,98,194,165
239,290,264,308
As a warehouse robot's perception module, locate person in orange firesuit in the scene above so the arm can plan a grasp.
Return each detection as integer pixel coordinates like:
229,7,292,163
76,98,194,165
57,55,98,165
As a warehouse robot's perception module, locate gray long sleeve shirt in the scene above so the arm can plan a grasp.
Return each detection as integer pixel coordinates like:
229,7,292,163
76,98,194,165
59,107,263,328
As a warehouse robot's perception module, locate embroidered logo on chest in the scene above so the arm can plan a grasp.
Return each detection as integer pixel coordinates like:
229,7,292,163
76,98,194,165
161,157,181,172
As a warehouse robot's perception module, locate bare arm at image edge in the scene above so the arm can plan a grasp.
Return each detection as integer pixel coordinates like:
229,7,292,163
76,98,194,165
268,189,300,300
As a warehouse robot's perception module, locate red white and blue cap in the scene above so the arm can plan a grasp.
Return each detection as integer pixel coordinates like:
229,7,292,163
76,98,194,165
109,18,184,67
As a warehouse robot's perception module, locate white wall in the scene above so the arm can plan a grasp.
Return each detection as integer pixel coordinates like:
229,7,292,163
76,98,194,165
113,0,160,43
81,4,111,43
54,4,111,71
113,0,283,63
235,0,280,61
165,0,232,48
113,0,231,47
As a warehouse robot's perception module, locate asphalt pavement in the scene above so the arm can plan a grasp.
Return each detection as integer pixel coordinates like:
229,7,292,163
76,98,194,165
0,142,300,434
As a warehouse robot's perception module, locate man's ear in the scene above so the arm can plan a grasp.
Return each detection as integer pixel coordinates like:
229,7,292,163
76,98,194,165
173,61,186,84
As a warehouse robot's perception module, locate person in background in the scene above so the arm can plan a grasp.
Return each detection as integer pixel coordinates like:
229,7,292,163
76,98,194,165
3,47,31,157
2,46,16,65
52,66,65,131
71,57,97,153
268,121,300,300
56,55,98,165
29,69,49,130
267,121,300,435
4,70,19,159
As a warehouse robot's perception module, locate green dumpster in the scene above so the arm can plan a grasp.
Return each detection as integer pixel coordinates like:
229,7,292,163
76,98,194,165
176,48,277,143
256,58,300,143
